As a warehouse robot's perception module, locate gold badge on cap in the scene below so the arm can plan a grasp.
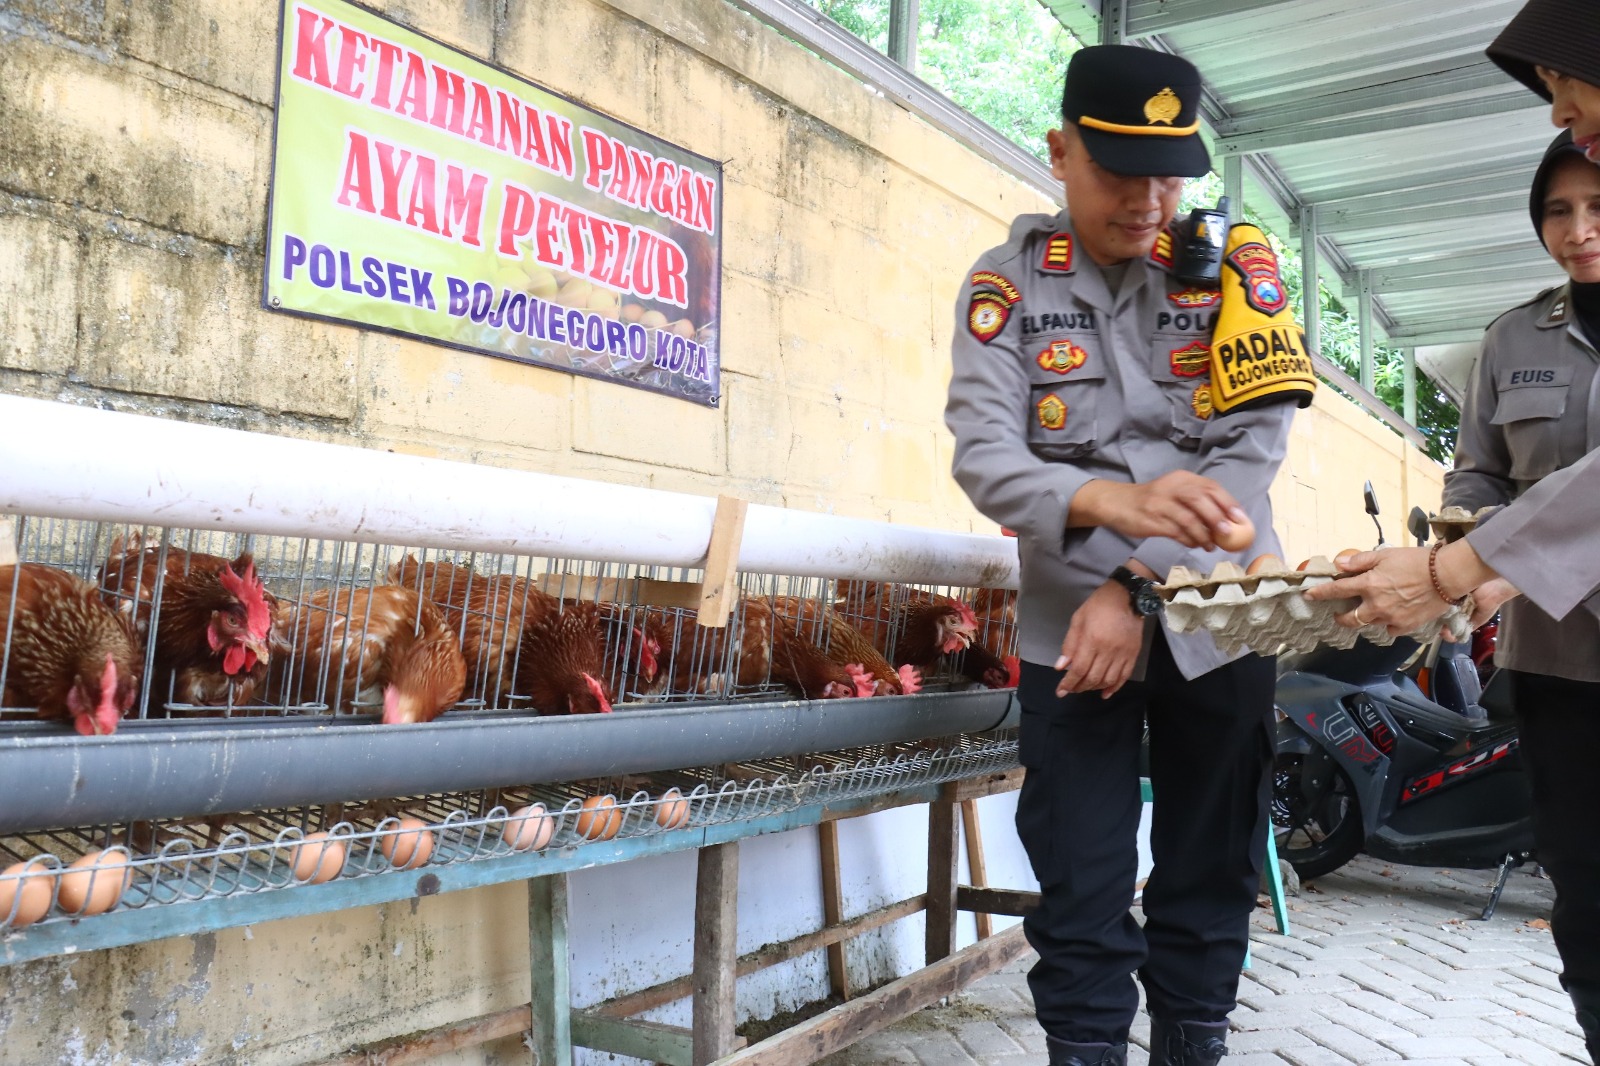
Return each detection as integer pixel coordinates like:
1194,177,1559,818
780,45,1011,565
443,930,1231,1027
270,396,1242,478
1037,393,1068,431
1144,87,1182,126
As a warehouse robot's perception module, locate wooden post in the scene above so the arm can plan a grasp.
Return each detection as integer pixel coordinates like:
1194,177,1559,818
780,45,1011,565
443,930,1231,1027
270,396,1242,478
817,821,851,1000
529,874,573,1066
926,798,959,964
693,841,740,1065
697,496,748,628
959,800,992,940
0,516,16,567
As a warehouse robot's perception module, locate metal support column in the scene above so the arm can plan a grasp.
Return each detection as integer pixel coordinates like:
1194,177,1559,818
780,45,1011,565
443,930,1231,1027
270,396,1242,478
1358,270,1376,392
1099,0,1126,45
887,0,919,68
529,874,573,1066
1222,154,1244,218
1299,205,1321,358
1403,347,1418,424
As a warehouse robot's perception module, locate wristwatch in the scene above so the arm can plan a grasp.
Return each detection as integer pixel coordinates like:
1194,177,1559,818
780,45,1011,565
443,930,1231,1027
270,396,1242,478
1110,566,1163,618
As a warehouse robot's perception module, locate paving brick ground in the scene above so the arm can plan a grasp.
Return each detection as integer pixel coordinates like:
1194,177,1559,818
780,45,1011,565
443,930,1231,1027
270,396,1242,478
823,855,1587,1065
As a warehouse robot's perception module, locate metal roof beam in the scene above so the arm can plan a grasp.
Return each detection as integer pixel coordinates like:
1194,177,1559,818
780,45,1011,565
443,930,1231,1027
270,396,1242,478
1123,0,1300,39
1216,87,1533,155
1213,61,1511,140
1387,317,1498,342
1353,262,1557,295
1354,242,1551,287
1304,156,1541,205
1318,192,1530,236
1391,328,1495,347
1313,169,1533,216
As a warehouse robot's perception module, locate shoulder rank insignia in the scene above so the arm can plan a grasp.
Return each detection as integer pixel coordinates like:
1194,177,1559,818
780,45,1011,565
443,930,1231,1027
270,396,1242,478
1169,340,1211,378
1549,294,1569,323
1036,393,1067,430
1036,339,1088,375
971,270,1022,304
968,293,1011,343
1149,227,1175,270
1225,241,1289,316
1191,383,1214,420
1168,288,1220,309
1040,233,1074,273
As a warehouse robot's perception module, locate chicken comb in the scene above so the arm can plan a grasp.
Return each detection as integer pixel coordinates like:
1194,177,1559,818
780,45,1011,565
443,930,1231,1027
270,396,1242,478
219,559,272,641
583,672,613,714
954,601,979,629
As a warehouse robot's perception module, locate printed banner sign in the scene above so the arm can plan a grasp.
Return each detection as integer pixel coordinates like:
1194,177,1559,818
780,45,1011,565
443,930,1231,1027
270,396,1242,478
263,0,723,405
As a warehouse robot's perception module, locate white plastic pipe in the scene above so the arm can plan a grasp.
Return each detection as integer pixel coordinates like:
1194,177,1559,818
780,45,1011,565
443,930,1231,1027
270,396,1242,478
0,395,1018,588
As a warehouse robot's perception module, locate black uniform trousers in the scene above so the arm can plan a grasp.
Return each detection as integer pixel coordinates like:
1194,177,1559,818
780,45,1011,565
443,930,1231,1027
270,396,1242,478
1015,629,1276,1045
1512,671,1600,996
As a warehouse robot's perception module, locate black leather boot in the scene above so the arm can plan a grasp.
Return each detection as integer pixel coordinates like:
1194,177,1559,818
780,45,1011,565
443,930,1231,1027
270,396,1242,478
1569,982,1600,1064
1045,1034,1128,1066
1148,1017,1229,1065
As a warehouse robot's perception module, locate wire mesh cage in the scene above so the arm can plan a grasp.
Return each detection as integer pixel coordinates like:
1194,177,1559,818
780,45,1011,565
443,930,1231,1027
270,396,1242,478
0,729,1019,932
0,514,1018,730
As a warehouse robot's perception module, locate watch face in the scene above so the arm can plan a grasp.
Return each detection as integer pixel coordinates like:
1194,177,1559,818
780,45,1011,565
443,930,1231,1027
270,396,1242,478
1135,587,1164,617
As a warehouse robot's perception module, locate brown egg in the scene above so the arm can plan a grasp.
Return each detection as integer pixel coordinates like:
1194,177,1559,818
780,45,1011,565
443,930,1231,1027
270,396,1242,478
0,861,56,928
640,310,669,331
1334,548,1362,566
655,788,690,831
503,804,557,853
575,795,623,841
525,268,560,299
585,287,621,314
289,832,347,884
558,279,593,307
57,851,131,917
379,817,435,871
1214,514,1256,553
1295,559,1312,571
667,318,696,339
1245,554,1282,576
619,303,644,324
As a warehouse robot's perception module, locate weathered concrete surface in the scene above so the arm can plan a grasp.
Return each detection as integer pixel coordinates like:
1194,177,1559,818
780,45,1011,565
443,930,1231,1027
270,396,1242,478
822,856,1586,1066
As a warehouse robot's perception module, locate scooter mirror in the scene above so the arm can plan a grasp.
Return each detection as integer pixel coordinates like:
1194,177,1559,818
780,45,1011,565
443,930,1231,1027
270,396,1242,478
1407,506,1430,546
1363,480,1381,517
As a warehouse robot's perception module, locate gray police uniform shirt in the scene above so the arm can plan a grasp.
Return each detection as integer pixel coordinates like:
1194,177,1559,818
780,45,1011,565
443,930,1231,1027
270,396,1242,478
1446,284,1600,682
945,211,1295,682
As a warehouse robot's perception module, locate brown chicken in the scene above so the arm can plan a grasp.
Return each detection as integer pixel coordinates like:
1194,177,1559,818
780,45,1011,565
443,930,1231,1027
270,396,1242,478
834,580,1016,689
289,585,466,724
98,535,276,708
389,556,615,715
1,564,142,735
767,596,920,695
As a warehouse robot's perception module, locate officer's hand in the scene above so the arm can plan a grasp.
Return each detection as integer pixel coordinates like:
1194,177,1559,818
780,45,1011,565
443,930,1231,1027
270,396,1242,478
1077,472,1249,549
1055,580,1145,699
1303,547,1445,635
1469,577,1519,629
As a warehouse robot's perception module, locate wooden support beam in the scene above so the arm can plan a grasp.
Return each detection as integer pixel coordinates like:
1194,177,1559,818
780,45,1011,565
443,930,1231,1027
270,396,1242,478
694,841,741,1065
956,886,1040,918
594,895,928,1020
926,799,959,964
817,820,852,1000
572,1012,697,1066
697,496,748,627
0,517,16,567
959,801,992,939
942,766,1024,803
529,874,573,1066
711,924,1032,1066
312,1007,532,1066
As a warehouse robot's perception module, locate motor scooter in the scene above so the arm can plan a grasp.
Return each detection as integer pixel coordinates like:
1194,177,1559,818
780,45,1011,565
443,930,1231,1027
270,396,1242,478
1271,487,1534,918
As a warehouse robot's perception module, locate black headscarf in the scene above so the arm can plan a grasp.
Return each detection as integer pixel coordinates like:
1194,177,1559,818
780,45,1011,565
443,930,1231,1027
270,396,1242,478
1487,0,1600,101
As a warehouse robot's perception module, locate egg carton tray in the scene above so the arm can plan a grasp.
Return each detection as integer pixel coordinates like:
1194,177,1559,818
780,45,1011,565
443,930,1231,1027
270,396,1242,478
1428,506,1494,544
1157,557,1473,656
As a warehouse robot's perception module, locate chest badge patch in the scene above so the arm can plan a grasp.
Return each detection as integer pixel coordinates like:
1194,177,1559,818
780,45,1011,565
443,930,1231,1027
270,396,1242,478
1225,241,1289,315
1169,340,1211,378
968,293,1011,343
1036,339,1089,375
1040,233,1074,273
1191,383,1214,420
1037,393,1068,430
1168,288,1221,309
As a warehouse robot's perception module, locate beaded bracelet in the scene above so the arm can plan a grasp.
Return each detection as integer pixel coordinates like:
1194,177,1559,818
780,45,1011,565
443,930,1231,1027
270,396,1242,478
1428,542,1467,607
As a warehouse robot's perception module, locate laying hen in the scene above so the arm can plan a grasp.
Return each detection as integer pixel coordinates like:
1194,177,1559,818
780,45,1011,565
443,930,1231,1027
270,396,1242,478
98,535,276,708
389,556,614,715
290,585,466,724
766,596,919,695
0,564,142,735
837,580,1014,690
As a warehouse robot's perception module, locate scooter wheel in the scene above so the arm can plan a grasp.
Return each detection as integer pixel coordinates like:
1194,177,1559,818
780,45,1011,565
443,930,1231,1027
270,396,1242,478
1271,752,1363,881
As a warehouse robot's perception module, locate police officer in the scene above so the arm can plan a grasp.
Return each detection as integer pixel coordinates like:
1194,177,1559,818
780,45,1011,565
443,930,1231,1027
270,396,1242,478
945,46,1304,1066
